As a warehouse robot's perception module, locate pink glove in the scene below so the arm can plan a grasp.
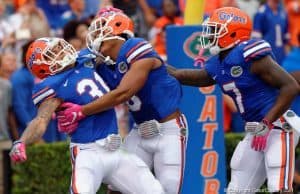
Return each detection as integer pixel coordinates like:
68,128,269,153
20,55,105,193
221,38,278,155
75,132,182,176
9,140,27,163
57,120,78,134
56,102,86,133
245,119,273,151
251,130,271,151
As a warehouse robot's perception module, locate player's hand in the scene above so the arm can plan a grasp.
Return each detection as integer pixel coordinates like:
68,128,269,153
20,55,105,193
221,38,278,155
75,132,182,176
245,119,273,151
104,134,122,151
251,131,270,151
57,120,78,134
57,102,86,129
9,140,27,163
245,119,273,136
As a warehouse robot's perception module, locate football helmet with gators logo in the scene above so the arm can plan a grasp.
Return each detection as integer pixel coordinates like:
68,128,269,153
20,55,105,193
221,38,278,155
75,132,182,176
86,7,134,64
26,37,77,79
200,7,252,55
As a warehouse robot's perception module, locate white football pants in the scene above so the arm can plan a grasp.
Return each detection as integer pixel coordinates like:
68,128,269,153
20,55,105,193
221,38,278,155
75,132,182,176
227,128,299,193
123,114,188,194
69,140,164,194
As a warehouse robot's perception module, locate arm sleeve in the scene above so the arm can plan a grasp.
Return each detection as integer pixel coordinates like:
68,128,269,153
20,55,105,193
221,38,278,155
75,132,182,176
32,83,57,107
125,38,161,65
242,39,273,62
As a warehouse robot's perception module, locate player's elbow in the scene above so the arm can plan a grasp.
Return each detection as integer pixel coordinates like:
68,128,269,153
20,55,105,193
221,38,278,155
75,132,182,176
115,89,133,104
117,93,132,103
295,83,300,95
287,79,300,96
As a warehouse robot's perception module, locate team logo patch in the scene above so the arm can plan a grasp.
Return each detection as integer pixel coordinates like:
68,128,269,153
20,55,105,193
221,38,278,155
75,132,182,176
84,61,94,68
28,54,36,67
118,62,128,73
286,110,295,117
28,47,43,67
180,128,187,136
230,66,243,77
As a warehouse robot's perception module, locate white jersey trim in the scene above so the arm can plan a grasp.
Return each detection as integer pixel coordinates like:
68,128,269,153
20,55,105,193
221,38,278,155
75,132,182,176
127,43,152,64
243,42,270,58
33,88,55,105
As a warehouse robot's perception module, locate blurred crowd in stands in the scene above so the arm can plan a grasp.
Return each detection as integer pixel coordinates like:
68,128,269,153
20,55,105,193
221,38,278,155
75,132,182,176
0,0,300,191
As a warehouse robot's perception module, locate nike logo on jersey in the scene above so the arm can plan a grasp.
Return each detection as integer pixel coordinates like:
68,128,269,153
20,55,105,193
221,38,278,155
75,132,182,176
84,61,94,68
63,80,68,87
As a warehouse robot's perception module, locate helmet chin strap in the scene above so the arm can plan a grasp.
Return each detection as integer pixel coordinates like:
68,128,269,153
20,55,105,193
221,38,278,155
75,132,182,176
103,56,115,66
209,40,240,56
91,37,113,65
61,54,77,67
209,45,232,55
92,36,125,65
92,37,102,53
209,46,221,56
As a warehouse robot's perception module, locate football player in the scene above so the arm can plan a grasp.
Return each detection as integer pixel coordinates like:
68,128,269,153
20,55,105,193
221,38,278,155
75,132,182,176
252,0,289,65
168,7,299,193
56,7,187,194
9,37,164,194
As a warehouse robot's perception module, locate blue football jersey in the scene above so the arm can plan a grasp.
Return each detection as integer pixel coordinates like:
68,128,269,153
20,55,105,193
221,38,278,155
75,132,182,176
32,50,118,143
205,39,279,122
96,38,182,124
253,4,288,65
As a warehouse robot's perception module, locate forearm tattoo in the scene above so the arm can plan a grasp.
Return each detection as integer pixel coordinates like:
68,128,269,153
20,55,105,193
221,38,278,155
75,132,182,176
37,98,59,122
20,98,61,144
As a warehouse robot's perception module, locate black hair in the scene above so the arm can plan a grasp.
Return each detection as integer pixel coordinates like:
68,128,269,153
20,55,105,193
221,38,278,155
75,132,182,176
63,19,89,41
